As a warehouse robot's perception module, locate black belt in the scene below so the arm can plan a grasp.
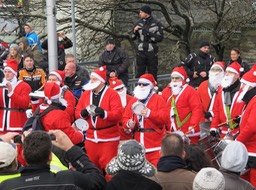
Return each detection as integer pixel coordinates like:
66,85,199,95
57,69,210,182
92,124,116,130
0,107,27,112
135,128,155,132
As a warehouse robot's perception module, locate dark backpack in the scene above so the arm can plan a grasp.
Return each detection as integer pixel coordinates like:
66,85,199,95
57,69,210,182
22,105,61,132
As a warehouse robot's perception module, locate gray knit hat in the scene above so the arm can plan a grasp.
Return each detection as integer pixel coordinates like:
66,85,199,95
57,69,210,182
221,141,248,172
193,167,225,190
106,140,155,177
9,43,19,51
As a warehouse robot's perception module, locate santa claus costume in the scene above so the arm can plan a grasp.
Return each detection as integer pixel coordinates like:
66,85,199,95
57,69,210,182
236,64,256,187
161,66,203,144
75,66,122,179
210,62,245,137
123,74,169,166
109,77,133,140
0,59,31,135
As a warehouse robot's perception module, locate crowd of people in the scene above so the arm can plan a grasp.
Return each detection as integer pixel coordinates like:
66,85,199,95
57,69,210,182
0,4,255,190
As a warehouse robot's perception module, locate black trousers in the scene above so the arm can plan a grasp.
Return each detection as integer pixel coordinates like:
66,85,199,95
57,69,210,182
135,51,158,82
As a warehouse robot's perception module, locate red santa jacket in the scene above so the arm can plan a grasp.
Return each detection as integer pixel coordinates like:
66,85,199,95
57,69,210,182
0,80,31,133
40,104,83,144
236,96,256,157
122,93,169,153
161,84,203,137
32,89,76,123
210,87,245,136
75,86,122,143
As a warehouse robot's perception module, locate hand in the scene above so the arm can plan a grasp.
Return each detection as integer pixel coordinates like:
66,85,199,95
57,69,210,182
95,107,105,118
233,115,241,124
140,107,149,118
50,130,74,151
80,109,89,118
200,71,207,78
0,132,20,142
6,82,12,93
188,126,195,134
57,32,65,39
204,112,212,119
134,26,141,33
26,109,33,119
128,119,136,129
193,72,198,78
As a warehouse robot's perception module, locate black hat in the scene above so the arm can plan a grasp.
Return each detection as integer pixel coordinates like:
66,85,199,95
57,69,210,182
199,40,210,48
140,5,152,15
106,38,115,45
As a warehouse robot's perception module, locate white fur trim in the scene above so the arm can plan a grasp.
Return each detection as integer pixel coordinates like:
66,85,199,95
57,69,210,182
226,67,239,75
240,79,256,87
212,64,224,71
91,72,105,83
113,84,125,90
4,67,17,76
50,71,62,82
171,72,184,80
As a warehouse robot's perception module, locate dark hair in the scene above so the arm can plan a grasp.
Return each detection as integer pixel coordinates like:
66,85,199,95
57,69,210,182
161,133,184,157
23,131,52,165
184,144,212,172
23,53,34,61
230,48,240,55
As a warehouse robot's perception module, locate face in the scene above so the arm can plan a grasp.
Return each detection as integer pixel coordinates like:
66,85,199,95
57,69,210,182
171,74,183,83
48,75,60,83
19,42,24,51
200,46,210,54
105,43,115,51
64,63,76,77
4,69,15,81
230,50,240,61
65,57,75,64
24,26,31,34
24,57,34,70
139,11,150,19
10,48,18,56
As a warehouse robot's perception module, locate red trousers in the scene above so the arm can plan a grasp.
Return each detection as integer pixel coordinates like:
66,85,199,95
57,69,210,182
85,140,119,180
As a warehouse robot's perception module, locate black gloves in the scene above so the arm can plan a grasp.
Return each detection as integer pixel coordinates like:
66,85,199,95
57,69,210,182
233,115,241,124
95,107,105,118
80,109,89,118
204,112,212,119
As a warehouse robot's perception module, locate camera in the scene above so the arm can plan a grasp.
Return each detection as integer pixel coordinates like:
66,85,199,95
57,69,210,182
14,135,22,144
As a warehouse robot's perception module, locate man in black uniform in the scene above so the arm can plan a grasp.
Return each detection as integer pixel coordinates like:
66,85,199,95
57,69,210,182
132,5,164,82
180,40,215,88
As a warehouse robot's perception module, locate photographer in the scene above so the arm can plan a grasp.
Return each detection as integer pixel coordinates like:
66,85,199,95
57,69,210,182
0,130,106,189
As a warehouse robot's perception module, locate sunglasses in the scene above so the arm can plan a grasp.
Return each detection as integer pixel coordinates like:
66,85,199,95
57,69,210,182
136,83,150,87
171,77,182,80
210,68,222,72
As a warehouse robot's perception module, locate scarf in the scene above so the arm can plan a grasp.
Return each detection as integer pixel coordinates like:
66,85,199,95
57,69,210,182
157,155,186,172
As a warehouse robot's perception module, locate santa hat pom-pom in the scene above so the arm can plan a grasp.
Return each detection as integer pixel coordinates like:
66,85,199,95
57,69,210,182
240,67,244,72
186,78,190,83
3,62,7,67
158,91,162,95
99,67,104,71
254,71,256,76
47,100,52,104
154,86,159,91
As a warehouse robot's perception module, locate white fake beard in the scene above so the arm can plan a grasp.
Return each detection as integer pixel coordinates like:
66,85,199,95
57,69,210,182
118,87,127,107
209,71,224,90
221,75,235,88
237,85,250,103
170,81,183,95
133,85,151,100
83,80,101,91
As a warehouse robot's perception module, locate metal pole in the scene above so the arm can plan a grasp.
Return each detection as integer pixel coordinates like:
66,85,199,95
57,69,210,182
46,0,58,72
71,0,77,60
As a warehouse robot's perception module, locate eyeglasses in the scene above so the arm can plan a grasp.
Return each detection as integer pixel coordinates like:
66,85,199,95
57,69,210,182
115,87,124,91
171,77,182,80
210,68,222,72
136,83,150,87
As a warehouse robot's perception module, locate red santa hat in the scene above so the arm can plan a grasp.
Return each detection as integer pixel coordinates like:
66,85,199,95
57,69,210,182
44,82,61,104
240,64,256,87
50,70,65,83
91,66,107,83
226,61,244,75
171,66,190,82
4,59,18,76
138,73,157,87
211,61,225,72
109,77,125,90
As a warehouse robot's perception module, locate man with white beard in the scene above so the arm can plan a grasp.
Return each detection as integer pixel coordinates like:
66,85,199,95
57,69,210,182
109,77,133,140
161,66,203,144
122,74,169,167
75,66,122,180
210,61,245,138
198,62,225,121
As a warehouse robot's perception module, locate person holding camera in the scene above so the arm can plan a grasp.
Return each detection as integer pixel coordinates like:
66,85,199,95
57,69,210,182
0,130,106,190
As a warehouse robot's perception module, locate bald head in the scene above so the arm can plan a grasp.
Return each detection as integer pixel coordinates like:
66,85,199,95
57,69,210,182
161,133,184,157
64,63,76,77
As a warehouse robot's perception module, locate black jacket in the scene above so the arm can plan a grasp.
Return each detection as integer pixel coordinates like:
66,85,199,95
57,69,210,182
181,51,215,88
0,146,106,190
106,170,162,190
